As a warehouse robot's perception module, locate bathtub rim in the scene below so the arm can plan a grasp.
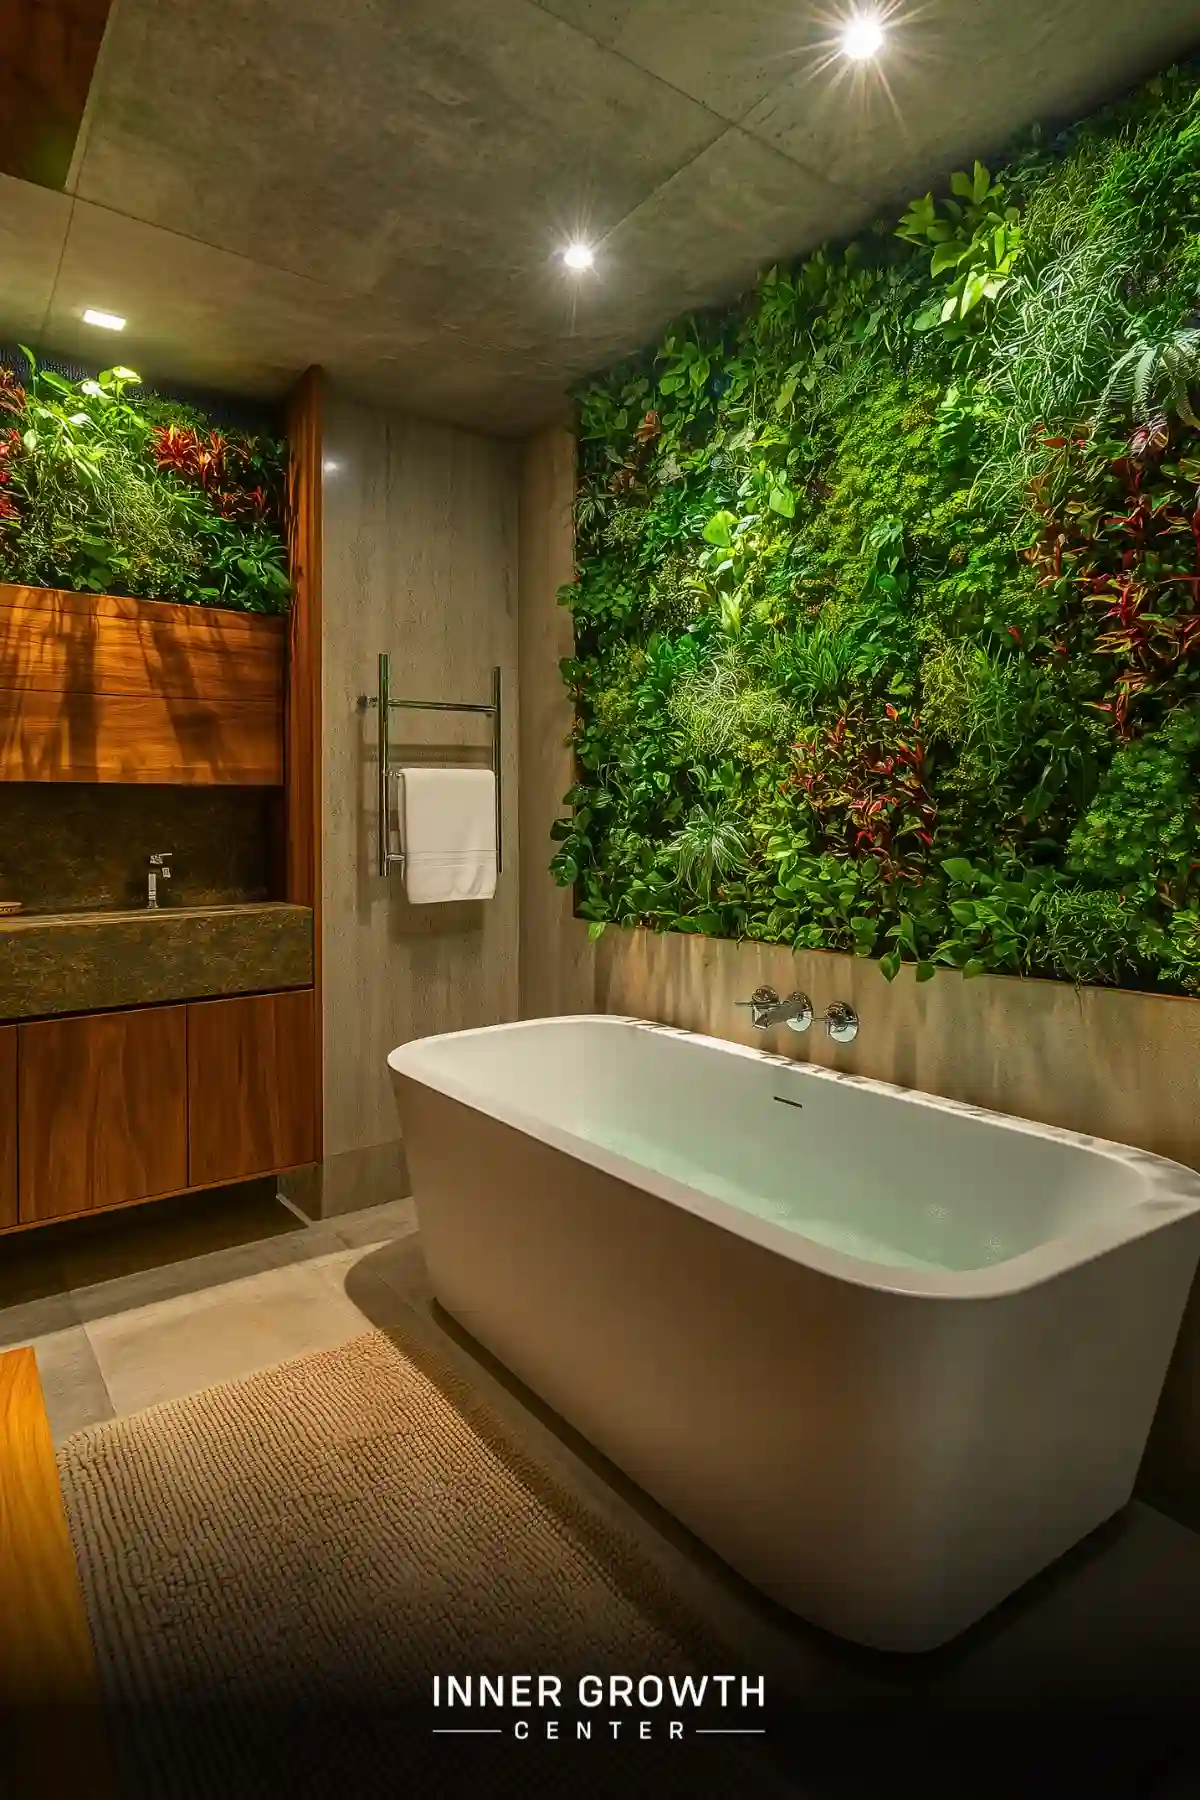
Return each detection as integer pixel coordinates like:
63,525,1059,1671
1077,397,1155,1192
387,1014,1200,1302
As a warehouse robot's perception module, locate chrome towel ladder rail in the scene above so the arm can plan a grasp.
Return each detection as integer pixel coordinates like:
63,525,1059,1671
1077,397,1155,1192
358,653,502,880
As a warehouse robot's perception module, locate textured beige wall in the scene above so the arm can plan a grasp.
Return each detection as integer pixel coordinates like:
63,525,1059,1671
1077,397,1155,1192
517,426,595,1020
321,390,519,1181
516,423,1200,1529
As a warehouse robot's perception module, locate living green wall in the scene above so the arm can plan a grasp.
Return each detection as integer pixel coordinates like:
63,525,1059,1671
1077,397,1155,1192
553,62,1200,996
0,353,290,613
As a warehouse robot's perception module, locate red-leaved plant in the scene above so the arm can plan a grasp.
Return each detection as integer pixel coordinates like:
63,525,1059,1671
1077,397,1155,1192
789,703,936,878
1026,416,1200,734
151,424,271,522
0,426,22,522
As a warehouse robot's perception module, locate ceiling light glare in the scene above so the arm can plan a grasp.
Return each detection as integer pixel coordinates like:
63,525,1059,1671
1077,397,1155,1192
839,10,885,59
82,307,127,331
562,243,595,272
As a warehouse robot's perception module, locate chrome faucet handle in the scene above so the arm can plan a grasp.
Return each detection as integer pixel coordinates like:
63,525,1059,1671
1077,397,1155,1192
780,992,814,1033
737,987,813,1032
824,1001,859,1044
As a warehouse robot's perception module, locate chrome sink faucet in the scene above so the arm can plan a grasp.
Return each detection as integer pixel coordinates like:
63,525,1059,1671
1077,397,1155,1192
737,986,859,1042
147,852,172,909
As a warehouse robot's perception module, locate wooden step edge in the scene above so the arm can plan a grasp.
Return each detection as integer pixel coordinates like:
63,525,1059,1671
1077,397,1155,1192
0,1347,116,1790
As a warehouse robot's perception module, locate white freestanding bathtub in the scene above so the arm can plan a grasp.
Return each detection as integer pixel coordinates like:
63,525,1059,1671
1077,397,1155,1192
387,1015,1200,1652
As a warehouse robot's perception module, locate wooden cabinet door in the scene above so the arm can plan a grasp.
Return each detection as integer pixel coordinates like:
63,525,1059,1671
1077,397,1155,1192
0,1027,15,1229
18,1008,187,1223
188,991,316,1187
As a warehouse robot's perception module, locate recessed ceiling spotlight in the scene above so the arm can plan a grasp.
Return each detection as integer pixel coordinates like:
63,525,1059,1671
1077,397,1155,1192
82,307,127,331
562,243,595,272
839,10,885,59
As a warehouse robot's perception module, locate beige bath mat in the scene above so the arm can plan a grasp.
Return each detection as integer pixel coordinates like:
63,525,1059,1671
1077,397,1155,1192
59,1317,795,1800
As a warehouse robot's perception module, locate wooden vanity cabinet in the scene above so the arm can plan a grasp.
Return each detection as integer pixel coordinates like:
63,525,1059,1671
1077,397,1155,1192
17,1007,188,1223
187,990,317,1187
0,1027,16,1228
0,988,316,1232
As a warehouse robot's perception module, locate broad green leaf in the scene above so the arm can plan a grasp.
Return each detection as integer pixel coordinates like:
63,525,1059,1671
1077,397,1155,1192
915,962,936,983
950,170,975,200
962,958,987,978
702,509,736,547
587,921,608,941
941,857,976,883
767,484,796,518
930,241,967,276
774,375,798,413
972,160,991,204
879,949,902,982
960,270,988,313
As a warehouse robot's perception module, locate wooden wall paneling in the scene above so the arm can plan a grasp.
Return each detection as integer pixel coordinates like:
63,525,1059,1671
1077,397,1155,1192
0,0,114,189
0,1026,15,1229
187,991,317,1187
283,370,323,911
0,585,285,783
0,1348,114,1791
18,1007,188,1222
0,585,285,697
0,690,283,783
281,365,323,1159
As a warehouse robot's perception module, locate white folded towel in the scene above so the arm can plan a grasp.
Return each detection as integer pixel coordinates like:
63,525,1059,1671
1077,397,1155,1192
395,767,497,904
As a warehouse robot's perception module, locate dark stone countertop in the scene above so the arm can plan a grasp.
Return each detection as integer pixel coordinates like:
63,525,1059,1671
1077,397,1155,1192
0,903,314,1022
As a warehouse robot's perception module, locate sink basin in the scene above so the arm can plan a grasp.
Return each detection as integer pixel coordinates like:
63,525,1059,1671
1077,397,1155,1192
0,902,313,1021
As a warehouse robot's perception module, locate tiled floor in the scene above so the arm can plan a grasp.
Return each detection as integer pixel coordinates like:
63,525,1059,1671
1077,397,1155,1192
3,1185,1199,1794
0,1181,420,1438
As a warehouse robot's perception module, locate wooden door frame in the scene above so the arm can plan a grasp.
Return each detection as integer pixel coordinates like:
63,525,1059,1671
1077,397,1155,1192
283,366,324,1162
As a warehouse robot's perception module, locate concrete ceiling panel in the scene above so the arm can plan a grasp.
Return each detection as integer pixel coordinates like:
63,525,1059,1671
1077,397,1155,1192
541,127,876,370
0,174,72,344
741,0,1200,210
72,0,724,302
529,0,831,125
41,200,569,434
2,0,1197,434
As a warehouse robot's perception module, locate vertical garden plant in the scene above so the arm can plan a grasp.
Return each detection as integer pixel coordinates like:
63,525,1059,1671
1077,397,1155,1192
554,64,1200,996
